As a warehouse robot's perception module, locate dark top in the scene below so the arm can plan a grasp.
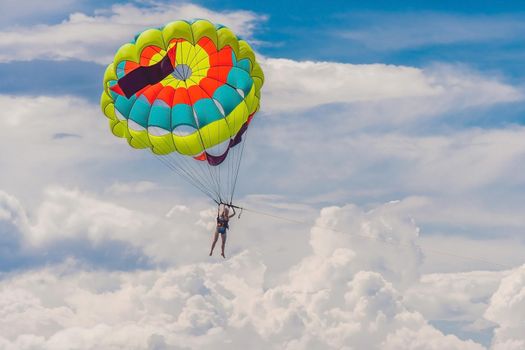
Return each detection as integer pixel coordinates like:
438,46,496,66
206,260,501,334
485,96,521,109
217,215,229,229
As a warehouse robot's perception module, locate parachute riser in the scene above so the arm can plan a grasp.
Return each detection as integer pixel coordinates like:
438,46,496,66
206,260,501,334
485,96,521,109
218,201,244,218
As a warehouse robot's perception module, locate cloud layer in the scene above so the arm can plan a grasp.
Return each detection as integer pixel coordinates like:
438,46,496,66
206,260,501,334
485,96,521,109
340,13,525,51
261,59,522,113
0,3,263,64
1,2,525,349
4,195,517,349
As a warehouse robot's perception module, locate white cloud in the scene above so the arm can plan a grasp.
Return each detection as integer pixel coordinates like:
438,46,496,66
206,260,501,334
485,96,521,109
253,119,525,199
0,0,78,28
0,191,28,230
389,196,525,231
0,4,523,348
0,227,484,350
16,187,211,266
418,235,524,273
0,94,129,202
485,265,525,350
339,13,525,51
0,3,264,64
305,203,423,290
261,58,522,113
2,187,424,286
383,322,484,350
106,181,159,195
27,186,156,246
404,270,508,331
5,184,525,348
0,186,313,271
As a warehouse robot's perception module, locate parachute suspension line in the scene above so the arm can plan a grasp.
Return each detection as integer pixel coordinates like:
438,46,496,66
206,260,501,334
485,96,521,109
228,137,239,204
184,73,240,203
195,73,252,205
134,40,218,200
240,207,306,225
163,130,219,200
170,130,221,200
167,139,221,201
155,153,219,202
160,145,219,201
116,88,218,200
227,140,235,203
195,115,222,201
188,94,223,203
229,117,251,205
178,38,223,203
140,81,218,200
140,121,219,199
160,156,218,201
128,134,218,202
157,39,223,202
146,123,220,201
102,20,265,207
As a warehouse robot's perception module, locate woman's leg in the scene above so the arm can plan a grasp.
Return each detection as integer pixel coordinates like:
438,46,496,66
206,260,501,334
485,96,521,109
209,230,219,256
220,233,227,258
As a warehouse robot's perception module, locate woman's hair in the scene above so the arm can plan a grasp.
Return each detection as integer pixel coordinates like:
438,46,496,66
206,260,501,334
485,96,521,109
220,205,229,216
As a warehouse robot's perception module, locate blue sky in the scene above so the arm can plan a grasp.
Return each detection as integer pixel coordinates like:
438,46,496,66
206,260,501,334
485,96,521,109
1,0,523,267
1,1,525,349
3,1,525,97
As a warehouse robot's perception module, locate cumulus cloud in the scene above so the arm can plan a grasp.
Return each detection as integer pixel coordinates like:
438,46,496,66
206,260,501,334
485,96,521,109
405,270,508,329
0,201,488,349
261,58,522,113
1,186,424,283
0,5,523,348
4,180,525,349
0,3,264,64
485,265,525,350
0,187,211,267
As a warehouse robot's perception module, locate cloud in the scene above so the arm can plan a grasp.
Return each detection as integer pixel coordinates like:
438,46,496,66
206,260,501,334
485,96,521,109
0,94,132,201
0,4,523,348
0,0,79,28
251,117,525,198
0,3,264,65
261,59,522,113
389,195,525,231
3,186,211,267
339,13,525,51
484,265,525,350
2,186,425,284
418,235,524,273
405,270,508,329
0,187,312,272
0,202,487,349
4,183,525,348
106,181,159,195
305,203,423,290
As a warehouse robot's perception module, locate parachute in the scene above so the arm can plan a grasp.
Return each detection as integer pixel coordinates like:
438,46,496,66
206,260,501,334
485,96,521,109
100,19,264,204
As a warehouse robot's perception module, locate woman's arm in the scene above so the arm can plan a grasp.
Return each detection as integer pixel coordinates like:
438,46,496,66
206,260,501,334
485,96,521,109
229,206,236,218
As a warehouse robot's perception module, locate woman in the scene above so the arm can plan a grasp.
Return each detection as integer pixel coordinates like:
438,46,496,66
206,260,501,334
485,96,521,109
209,204,236,258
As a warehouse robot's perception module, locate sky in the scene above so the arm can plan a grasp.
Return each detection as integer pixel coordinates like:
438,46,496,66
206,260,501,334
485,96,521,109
0,0,524,349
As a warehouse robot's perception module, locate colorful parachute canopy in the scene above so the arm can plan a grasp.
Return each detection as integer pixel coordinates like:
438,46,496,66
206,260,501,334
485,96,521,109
100,19,264,203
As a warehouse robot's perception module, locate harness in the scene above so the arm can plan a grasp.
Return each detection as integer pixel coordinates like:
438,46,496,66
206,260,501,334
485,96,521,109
217,215,229,229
